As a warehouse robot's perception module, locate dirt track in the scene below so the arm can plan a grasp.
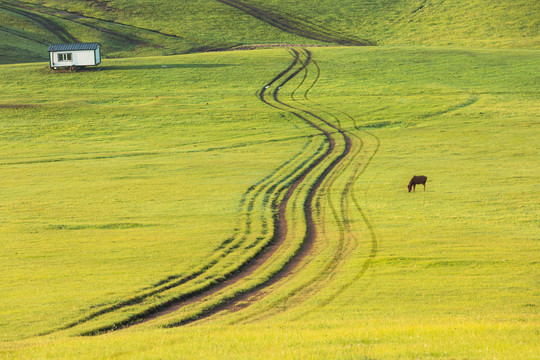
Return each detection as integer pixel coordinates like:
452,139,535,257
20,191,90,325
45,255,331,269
156,48,355,327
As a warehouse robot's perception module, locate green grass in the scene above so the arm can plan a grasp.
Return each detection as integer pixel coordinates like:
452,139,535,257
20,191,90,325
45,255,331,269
1,0,538,64
0,46,538,358
0,0,319,64
247,0,540,47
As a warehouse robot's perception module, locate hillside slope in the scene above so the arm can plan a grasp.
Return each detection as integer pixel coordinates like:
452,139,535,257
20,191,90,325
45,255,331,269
246,0,539,47
1,0,538,64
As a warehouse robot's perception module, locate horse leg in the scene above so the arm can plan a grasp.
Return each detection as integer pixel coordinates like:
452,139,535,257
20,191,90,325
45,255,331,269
423,183,426,191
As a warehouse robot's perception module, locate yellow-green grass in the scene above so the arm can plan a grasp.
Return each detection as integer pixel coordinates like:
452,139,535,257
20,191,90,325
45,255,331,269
1,46,539,358
1,320,537,360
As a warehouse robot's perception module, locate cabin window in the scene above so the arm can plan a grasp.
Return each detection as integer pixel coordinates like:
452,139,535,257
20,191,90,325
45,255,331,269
57,53,72,62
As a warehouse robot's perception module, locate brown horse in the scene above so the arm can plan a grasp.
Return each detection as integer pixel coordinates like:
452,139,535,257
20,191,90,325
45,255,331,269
407,175,427,192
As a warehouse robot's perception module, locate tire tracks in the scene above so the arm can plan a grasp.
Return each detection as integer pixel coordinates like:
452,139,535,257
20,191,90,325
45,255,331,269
0,3,77,43
163,48,361,326
212,50,381,323
215,0,374,46
146,47,345,328
126,47,348,329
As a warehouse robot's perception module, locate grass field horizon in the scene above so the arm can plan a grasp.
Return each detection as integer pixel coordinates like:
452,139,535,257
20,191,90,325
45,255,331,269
1,44,538,358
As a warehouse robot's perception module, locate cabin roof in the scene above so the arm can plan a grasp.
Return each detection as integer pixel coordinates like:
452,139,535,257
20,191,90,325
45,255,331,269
48,43,100,52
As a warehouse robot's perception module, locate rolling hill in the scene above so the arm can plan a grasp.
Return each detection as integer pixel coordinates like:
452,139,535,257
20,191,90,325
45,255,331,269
0,0,538,64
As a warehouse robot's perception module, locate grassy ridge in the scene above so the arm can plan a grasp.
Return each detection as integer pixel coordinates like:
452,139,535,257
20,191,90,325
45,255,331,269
0,0,317,64
247,0,540,47
1,0,538,64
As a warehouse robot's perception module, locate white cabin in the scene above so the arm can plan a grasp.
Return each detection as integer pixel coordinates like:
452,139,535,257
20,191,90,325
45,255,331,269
48,43,101,70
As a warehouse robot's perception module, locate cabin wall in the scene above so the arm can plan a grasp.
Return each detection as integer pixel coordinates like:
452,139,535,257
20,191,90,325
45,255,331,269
95,47,101,65
50,49,98,68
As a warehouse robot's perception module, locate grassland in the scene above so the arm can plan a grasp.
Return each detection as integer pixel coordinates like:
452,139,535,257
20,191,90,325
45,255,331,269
0,45,538,358
246,0,540,47
0,0,322,64
1,0,538,64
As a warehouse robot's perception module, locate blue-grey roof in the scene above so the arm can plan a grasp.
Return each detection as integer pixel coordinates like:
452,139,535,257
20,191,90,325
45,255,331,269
48,43,100,52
